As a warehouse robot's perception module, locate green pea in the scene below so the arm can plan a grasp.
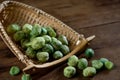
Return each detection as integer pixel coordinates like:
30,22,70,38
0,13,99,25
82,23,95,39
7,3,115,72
105,61,114,70
83,67,96,77
53,51,63,59
67,55,78,67
36,52,49,63
9,66,20,76
7,24,21,34
85,48,94,58
63,66,76,78
77,58,88,70
21,73,32,80
92,60,103,70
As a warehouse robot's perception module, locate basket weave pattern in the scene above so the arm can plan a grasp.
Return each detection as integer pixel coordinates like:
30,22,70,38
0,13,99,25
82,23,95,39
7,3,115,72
0,1,85,70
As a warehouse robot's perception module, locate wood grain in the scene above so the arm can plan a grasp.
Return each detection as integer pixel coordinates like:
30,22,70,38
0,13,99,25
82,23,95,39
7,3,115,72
0,0,120,80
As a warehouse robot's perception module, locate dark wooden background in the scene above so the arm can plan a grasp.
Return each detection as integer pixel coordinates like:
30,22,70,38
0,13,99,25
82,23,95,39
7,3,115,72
0,0,120,80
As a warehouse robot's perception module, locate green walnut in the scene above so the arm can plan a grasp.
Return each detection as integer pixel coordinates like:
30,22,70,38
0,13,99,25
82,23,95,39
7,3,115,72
83,67,96,77
30,24,41,37
36,52,49,63
105,61,114,70
92,60,103,70
63,66,76,78
51,37,62,50
27,37,45,50
58,35,68,45
13,31,25,41
60,45,70,55
25,47,36,58
42,44,54,54
7,24,21,34
67,55,78,67
53,51,63,59
42,35,52,43
77,58,88,70
22,24,32,34
85,48,94,58
9,66,20,76
41,27,47,35
46,27,56,37
21,73,32,80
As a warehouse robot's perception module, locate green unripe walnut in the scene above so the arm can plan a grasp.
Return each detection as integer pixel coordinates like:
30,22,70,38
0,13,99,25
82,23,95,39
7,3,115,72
63,66,76,78
67,55,78,67
9,66,20,76
92,60,103,70
21,73,32,80
7,24,21,34
83,67,96,77
77,58,88,70
85,48,94,58
53,51,63,59
13,31,25,41
22,24,32,34
36,52,49,63
105,61,114,70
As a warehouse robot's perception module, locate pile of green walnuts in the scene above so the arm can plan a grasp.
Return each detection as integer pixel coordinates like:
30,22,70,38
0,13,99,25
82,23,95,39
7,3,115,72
7,24,70,63
63,48,114,78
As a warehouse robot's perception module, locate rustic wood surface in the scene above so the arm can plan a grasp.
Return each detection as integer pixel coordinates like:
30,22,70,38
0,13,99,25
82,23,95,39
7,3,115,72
0,0,120,80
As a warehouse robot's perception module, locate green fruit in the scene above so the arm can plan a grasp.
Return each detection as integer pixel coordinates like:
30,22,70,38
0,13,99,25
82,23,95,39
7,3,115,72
7,24,21,34
9,66,20,76
42,44,54,54
63,66,76,78
83,67,96,77
53,51,63,59
21,73,32,80
13,31,25,41
60,45,70,55
36,52,49,63
58,35,68,45
41,27,47,35
46,27,56,37
100,58,109,64
22,24,32,34
42,35,51,43
77,58,88,70
25,47,36,58
67,55,78,67
51,37,62,50
85,48,94,58
92,60,103,70
30,24,41,37
105,61,114,70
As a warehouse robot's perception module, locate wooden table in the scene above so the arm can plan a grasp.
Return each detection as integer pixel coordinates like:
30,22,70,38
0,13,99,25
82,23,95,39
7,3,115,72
0,0,120,80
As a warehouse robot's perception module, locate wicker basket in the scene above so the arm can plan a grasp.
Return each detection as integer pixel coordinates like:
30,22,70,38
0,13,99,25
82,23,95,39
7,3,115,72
0,1,95,72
